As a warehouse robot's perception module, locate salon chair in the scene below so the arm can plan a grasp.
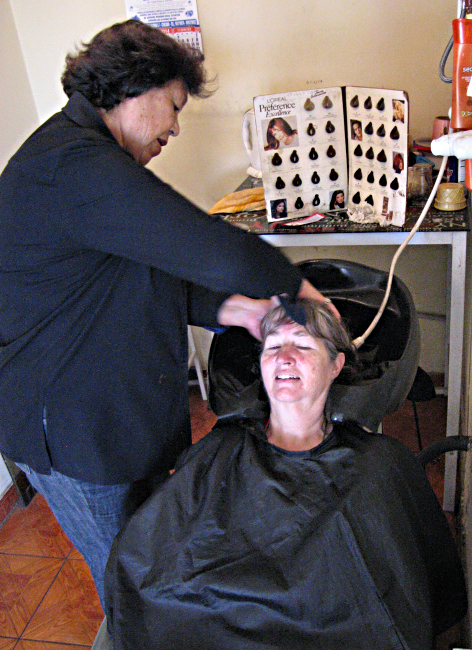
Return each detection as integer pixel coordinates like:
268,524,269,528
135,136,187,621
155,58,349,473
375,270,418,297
406,365,437,451
93,260,471,650
208,259,421,432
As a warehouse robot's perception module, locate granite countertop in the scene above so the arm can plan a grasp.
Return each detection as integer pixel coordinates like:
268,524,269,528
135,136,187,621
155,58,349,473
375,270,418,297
220,177,470,235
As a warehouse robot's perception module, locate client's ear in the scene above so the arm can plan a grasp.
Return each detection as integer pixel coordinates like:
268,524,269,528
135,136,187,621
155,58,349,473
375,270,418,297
332,353,345,380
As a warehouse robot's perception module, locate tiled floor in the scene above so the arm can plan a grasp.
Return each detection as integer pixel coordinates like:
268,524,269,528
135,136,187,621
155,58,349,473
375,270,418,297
0,385,465,649
0,492,103,649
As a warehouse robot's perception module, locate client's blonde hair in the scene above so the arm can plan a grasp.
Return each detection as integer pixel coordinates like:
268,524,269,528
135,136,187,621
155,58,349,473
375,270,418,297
260,299,354,362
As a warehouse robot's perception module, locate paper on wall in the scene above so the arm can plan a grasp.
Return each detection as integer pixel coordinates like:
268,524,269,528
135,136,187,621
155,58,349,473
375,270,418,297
125,0,203,52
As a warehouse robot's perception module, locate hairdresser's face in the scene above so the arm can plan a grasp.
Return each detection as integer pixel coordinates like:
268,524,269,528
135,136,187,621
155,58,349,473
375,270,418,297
260,322,344,407
102,79,188,165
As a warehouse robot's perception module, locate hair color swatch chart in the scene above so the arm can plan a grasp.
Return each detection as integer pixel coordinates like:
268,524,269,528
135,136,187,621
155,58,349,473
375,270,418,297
254,87,408,225
254,88,348,223
346,87,408,226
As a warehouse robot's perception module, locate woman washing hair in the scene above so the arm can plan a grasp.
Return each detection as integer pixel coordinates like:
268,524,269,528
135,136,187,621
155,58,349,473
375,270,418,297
0,20,338,611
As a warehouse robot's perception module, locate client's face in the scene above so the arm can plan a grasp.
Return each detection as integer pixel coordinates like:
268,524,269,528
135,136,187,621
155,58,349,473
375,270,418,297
260,321,344,406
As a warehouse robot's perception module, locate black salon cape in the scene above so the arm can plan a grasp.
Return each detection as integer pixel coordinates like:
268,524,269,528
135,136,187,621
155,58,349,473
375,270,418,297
105,420,467,650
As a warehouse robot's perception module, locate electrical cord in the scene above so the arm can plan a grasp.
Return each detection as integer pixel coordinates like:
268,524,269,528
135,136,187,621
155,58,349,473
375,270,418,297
352,155,448,349
439,36,454,83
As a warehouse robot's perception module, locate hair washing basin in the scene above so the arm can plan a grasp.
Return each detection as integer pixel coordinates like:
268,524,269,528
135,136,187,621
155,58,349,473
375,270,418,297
208,259,420,432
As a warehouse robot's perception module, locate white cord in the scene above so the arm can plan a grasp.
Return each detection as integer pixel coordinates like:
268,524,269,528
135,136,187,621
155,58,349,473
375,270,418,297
351,155,449,349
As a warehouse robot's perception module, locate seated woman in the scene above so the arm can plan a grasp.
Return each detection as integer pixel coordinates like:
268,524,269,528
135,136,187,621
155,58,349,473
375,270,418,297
105,301,467,650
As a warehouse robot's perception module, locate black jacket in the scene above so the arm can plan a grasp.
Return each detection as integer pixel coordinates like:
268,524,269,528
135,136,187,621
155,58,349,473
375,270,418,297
106,420,467,649
0,92,301,483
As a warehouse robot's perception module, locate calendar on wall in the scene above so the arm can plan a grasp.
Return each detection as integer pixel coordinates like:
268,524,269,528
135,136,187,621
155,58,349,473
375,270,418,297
125,0,203,52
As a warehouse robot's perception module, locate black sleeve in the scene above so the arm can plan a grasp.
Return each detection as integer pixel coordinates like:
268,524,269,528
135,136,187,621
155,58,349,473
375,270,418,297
55,141,303,300
186,281,230,328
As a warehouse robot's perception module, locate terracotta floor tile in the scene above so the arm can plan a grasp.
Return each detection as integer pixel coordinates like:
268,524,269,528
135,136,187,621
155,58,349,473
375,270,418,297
383,396,448,506
0,639,17,650
189,386,216,444
0,495,72,558
383,396,447,451
22,559,102,645
0,555,63,638
68,548,83,560
17,641,89,650
0,487,19,525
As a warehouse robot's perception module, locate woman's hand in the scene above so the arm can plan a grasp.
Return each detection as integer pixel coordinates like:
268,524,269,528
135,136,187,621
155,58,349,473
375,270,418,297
217,295,274,341
297,279,341,320
218,280,340,341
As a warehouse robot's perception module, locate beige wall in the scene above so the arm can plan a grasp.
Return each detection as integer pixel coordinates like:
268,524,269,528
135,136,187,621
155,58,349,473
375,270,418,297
9,0,126,123
9,0,457,205
146,0,458,209
0,0,37,172
0,0,39,494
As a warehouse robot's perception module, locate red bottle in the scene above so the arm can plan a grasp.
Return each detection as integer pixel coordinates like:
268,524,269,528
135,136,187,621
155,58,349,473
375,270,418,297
451,19,472,188
451,18,472,129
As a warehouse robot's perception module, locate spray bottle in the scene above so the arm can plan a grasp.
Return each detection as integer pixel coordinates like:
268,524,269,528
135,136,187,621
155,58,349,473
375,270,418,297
451,18,472,128
432,15,472,188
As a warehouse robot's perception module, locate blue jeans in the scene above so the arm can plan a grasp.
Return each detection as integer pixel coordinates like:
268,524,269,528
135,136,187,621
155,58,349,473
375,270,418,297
17,463,168,610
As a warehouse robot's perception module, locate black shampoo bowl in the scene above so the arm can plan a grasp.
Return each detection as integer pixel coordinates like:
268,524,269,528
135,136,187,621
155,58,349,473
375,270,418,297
209,259,420,432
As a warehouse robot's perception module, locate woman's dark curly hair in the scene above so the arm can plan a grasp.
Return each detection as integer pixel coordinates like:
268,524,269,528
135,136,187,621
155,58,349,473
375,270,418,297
61,19,212,110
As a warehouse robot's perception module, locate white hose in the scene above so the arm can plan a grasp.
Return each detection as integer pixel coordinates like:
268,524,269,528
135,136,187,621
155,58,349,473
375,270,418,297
351,155,449,349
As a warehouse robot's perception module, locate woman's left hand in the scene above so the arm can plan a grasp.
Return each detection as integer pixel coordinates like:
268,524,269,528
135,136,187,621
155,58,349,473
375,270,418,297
297,279,341,320
217,295,273,341
217,279,341,341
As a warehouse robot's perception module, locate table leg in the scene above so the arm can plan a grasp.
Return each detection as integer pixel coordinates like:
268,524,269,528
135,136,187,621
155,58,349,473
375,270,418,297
443,232,467,511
